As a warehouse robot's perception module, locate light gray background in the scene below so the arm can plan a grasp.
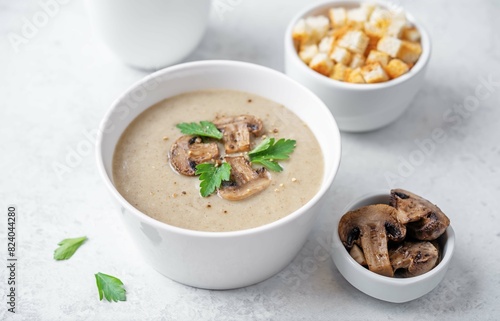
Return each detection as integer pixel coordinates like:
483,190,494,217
1,0,499,320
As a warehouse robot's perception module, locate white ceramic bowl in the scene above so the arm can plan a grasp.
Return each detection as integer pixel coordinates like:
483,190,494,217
284,0,431,132
96,60,342,289
86,0,211,70
331,191,455,303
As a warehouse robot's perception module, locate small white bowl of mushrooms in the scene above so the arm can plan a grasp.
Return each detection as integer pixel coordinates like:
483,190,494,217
331,189,455,303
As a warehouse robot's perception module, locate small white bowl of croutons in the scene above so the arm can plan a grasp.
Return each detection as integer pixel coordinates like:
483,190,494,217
284,1,431,132
331,189,455,303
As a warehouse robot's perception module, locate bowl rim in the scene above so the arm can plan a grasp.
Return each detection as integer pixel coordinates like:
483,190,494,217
284,0,432,91
96,60,342,238
332,191,455,285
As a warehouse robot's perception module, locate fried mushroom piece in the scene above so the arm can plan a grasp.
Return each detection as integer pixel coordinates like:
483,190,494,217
339,204,406,277
349,244,367,266
218,156,271,201
390,241,439,277
213,115,263,153
390,189,450,240
169,135,220,176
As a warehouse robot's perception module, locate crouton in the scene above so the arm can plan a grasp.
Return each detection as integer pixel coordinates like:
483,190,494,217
338,30,369,54
329,8,347,28
309,53,334,76
364,35,380,56
299,44,318,64
369,7,391,27
344,67,353,80
330,46,352,65
347,8,369,23
377,36,403,57
361,63,389,83
366,50,390,67
330,63,349,81
402,26,421,42
306,16,330,42
360,2,376,17
387,19,406,38
397,41,422,64
318,36,335,54
347,67,366,83
293,16,329,44
364,22,386,38
350,53,365,68
385,58,410,79
292,19,309,43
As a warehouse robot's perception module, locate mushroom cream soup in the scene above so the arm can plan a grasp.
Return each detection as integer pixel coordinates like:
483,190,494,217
113,89,324,232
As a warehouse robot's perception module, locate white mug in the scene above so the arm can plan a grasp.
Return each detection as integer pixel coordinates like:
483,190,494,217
86,0,212,70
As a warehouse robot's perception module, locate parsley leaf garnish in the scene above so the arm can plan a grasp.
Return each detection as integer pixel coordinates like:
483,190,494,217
53,236,87,260
249,138,296,172
95,272,126,302
195,162,231,197
176,121,223,139
250,159,283,172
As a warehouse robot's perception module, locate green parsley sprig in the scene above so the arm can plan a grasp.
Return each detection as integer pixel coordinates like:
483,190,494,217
195,163,232,197
175,120,297,195
176,121,223,139
95,272,127,302
53,236,87,260
249,138,296,172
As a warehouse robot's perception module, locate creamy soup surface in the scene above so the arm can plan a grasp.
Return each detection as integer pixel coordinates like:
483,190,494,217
113,89,324,232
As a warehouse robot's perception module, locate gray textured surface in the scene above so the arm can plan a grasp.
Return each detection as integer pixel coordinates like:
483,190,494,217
1,0,499,320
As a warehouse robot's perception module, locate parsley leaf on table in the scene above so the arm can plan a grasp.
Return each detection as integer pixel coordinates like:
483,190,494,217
195,162,232,197
249,138,296,172
53,236,87,260
176,121,223,139
95,272,126,302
